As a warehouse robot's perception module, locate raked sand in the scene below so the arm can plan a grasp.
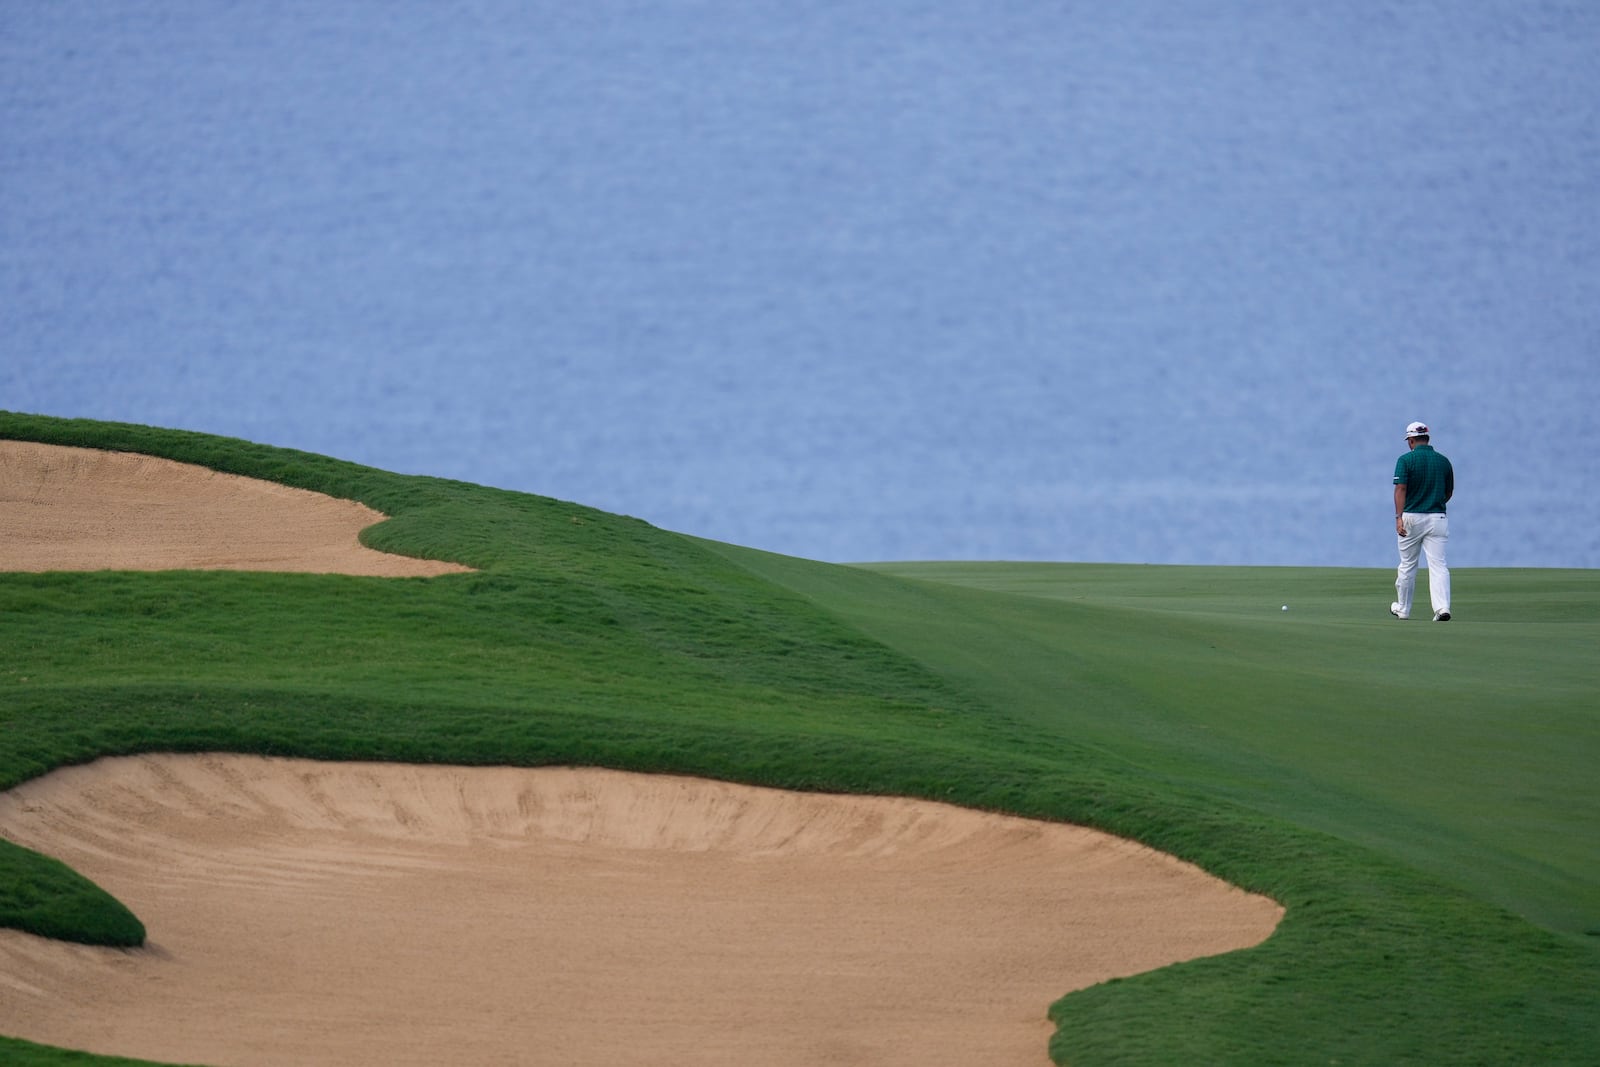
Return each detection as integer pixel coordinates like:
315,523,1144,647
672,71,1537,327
0,439,471,576
0,441,1282,1066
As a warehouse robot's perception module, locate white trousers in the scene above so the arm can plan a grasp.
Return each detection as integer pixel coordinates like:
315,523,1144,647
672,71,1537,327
1396,512,1450,618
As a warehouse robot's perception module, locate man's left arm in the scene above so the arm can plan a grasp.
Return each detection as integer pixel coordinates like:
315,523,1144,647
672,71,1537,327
1394,483,1407,536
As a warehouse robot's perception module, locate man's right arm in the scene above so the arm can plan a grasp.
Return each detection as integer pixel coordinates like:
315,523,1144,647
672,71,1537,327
1394,483,1407,536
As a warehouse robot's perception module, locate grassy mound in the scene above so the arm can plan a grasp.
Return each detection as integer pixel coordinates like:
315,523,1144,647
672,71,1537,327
2,411,1596,1065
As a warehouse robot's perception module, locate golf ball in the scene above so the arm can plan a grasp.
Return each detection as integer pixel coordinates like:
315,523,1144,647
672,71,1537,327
1281,605,1288,611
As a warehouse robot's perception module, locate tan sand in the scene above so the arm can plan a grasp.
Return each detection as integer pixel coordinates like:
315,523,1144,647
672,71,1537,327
0,756,1282,1067
0,440,470,575
0,439,1283,1065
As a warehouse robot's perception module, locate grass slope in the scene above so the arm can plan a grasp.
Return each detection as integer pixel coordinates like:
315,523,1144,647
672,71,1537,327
2,412,1597,1065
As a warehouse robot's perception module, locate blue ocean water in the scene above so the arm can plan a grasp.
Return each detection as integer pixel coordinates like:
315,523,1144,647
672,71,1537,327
4,2,1597,567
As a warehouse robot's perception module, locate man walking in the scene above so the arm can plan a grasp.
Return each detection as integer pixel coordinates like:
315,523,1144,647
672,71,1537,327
1390,421,1454,621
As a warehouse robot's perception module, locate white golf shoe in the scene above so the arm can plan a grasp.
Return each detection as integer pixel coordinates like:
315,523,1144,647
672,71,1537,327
1389,603,1409,620
1433,610,1451,622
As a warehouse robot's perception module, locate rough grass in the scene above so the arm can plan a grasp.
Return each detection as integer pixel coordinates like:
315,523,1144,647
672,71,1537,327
1,411,1597,1066
0,844,143,948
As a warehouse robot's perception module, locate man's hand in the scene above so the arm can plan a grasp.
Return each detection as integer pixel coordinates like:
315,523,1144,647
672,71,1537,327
1396,515,1407,537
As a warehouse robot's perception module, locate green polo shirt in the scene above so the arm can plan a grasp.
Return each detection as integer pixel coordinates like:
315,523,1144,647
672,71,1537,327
1394,444,1453,514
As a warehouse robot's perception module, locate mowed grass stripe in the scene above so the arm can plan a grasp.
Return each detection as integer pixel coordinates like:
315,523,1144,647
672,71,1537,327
836,559,1600,942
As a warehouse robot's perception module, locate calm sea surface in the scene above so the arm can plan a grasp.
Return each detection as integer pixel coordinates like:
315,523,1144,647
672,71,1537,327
5,2,1597,567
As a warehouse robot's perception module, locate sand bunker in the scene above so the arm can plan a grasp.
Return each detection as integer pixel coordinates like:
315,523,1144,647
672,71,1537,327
0,755,1282,1067
0,440,470,575
0,438,1283,1064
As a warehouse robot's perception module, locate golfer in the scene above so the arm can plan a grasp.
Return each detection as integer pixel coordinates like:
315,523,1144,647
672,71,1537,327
1390,421,1454,621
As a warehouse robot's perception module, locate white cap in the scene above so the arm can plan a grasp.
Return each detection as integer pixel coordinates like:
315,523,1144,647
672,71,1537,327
1405,421,1430,438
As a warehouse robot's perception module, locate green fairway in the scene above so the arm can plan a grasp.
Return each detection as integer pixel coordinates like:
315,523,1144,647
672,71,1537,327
2,413,1598,1066
711,553,1600,942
